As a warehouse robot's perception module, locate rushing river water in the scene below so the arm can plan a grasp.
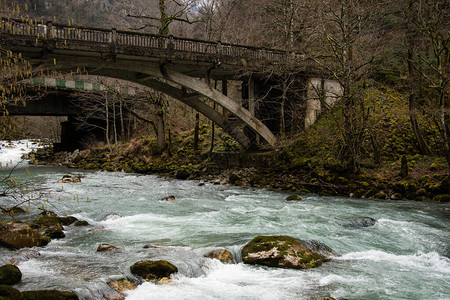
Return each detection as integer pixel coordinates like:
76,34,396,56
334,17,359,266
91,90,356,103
1,141,449,300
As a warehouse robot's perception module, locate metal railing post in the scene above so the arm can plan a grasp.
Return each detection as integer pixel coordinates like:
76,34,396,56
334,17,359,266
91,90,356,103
45,21,53,39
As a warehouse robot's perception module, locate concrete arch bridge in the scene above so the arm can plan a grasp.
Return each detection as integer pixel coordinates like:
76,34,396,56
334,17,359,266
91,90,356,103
0,18,341,149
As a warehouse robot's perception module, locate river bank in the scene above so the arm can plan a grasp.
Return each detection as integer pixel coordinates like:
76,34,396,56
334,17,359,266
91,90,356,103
28,137,450,203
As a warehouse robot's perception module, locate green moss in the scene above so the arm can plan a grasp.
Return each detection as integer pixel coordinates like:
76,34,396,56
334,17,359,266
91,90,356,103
416,188,427,196
374,191,387,199
0,265,21,285
74,221,89,226
435,194,450,203
393,182,406,194
0,285,22,300
130,260,178,281
241,235,326,269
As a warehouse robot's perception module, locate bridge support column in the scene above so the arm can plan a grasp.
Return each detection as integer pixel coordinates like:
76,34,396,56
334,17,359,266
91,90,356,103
248,76,256,116
55,116,80,152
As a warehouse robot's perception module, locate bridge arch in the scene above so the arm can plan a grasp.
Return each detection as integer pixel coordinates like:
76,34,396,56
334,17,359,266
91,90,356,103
40,59,276,148
0,18,287,148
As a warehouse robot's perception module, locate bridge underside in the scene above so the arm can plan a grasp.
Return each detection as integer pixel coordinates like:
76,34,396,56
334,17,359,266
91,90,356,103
50,62,276,148
8,43,277,148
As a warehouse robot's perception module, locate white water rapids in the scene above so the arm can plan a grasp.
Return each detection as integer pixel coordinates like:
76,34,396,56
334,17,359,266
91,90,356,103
0,141,449,299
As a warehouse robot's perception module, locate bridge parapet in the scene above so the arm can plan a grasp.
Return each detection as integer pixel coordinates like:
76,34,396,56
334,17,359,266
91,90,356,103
1,17,292,66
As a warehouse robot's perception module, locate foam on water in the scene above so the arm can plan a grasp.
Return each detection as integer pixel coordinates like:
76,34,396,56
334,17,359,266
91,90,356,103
0,139,42,168
126,261,315,300
338,250,450,274
2,160,448,300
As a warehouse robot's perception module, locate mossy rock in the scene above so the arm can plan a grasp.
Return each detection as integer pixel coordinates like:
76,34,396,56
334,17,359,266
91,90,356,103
374,191,387,200
435,194,450,203
285,195,302,201
130,260,178,281
21,290,79,300
393,182,406,194
58,216,78,226
228,173,240,184
31,216,62,228
0,222,51,249
175,169,190,180
365,188,378,198
241,235,332,270
0,265,22,285
416,188,427,196
31,216,65,239
0,285,22,300
74,221,89,227
406,181,418,193
352,189,365,198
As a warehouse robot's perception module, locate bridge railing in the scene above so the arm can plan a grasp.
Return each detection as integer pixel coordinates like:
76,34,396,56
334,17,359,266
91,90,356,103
1,18,290,63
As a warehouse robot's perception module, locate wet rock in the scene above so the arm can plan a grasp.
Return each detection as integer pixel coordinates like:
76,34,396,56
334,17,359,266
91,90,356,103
300,240,338,257
57,174,85,183
157,277,173,285
130,260,178,281
108,279,137,292
31,215,65,239
0,285,22,300
97,244,119,252
435,194,450,203
343,217,376,228
204,248,234,263
164,196,176,202
228,173,240,184
103,215,120,221
285,195,302,201
21,290,79,300
175,169,190,180
58,216,78,226
0,221,51,249
241,235,332,270
104,292,125,300
0,265,22,285
74,220,89,226
18,249,41,260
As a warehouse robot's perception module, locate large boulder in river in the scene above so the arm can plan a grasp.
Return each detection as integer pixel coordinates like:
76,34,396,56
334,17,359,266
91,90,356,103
241,236,334,270
21,290,79,300
0,265,22,285
0,221,50,249
30,215,65,239
130,260,178,281
204,248,234,263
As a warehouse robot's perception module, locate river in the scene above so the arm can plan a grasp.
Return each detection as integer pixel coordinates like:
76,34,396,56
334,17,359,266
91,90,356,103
1,141,449,299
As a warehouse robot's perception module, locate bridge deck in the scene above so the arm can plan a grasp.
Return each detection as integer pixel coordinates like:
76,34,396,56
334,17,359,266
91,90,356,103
0,18,295,79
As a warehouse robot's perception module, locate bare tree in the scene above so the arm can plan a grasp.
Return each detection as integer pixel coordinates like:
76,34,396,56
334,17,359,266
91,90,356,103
311,0,384,172
128,0,201,36
410,0,450,174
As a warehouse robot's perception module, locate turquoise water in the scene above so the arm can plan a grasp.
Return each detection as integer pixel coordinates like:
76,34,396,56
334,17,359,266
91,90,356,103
0,145,449,299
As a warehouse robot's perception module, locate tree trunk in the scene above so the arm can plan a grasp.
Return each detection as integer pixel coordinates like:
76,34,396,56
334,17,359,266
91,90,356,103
406,1,429,155
105,96,111,152
194,111,200,151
